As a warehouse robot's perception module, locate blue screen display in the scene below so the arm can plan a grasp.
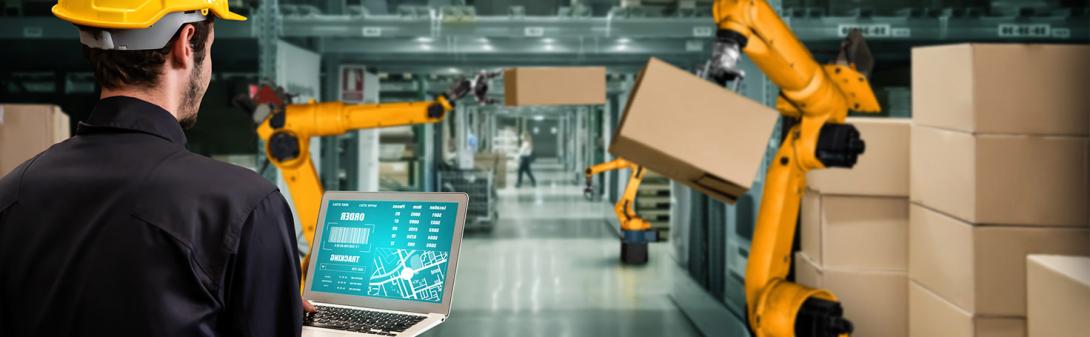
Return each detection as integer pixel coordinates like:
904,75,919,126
311,200,459,304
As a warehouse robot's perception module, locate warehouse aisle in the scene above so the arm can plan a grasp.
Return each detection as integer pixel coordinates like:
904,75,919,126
422,161,701,337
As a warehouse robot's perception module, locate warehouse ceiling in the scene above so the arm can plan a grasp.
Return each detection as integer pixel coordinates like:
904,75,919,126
1,0,1087,99
243,0,1088,17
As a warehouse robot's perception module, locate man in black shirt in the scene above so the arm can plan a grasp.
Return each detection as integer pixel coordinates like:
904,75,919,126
0,1,308,336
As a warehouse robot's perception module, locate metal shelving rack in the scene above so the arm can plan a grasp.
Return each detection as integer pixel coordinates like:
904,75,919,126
636,170,672,241
437,169,498,232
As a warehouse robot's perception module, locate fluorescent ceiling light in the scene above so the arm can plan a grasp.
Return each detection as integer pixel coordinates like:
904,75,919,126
542,38,555,44
533,115,545,121
416,37,434,43
481,44,495,51
617,38,632,44
543,44,555,51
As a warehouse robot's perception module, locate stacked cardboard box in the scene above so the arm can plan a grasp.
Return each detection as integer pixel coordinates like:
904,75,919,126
1025,255,1090,337
908,44,1090,337
0,104,70,177
379,161,411,188
797,117,911,337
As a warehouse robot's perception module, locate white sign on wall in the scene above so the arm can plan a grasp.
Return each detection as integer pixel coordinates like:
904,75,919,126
997,24,1053,38
340,65,367,103
836,24,912,39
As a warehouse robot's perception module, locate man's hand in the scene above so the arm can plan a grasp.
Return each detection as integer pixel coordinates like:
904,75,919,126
303,299,317,313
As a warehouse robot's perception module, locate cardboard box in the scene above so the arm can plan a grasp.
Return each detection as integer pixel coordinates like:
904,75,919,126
1026,255,1090,337
807,118,910,197
911,125,1089,227
794,251,822,288
909,281,1026,337
0,104,70,176
912,44,1089,136
795,253,908,337
610,58,779,203
474,152,508,188
379,161,411,187
800,190,823,269
503,67,606,106
909,204,1090,317
801,191,908,270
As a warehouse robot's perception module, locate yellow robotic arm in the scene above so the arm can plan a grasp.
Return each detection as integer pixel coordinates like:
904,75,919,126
708,1,880,336
584,158,654,233
242,72,499,268
256,98,454,255
584,158,655,264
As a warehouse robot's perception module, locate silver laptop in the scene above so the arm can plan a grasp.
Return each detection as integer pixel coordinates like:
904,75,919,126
302,191,468,337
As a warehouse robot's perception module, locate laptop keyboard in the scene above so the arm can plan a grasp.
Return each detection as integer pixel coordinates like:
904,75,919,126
304,305,427,336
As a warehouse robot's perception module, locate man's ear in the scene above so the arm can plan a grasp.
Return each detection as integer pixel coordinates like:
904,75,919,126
169,24,196,69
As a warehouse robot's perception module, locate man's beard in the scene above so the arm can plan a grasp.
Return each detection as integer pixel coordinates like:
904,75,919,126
178,63,207,130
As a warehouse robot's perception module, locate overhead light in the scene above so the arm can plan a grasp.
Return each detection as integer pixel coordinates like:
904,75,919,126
614,44,628,51
448,67,461,74
542,38,555,44
617,38,632,44
419,44,433,51
416,37,434,43
481,44,495,51
533,115,545,121
477,37,490,43
543,44,555,51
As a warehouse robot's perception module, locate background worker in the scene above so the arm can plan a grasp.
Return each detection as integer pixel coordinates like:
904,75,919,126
0,1,309,336
516,132,537,188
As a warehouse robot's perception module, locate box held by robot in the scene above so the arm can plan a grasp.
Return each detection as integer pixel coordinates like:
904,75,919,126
610,58,779,203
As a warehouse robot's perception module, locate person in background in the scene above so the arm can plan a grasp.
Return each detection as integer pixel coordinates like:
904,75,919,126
516,132,537,188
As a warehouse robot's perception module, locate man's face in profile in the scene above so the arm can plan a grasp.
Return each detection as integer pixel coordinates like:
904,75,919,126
179,23,215,129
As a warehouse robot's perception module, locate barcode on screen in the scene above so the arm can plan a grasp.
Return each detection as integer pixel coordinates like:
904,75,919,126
328,227,370,245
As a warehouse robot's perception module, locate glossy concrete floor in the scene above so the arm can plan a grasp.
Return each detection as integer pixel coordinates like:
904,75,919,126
422,160,702,337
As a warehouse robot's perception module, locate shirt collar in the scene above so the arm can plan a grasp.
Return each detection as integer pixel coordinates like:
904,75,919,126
77,96,188,145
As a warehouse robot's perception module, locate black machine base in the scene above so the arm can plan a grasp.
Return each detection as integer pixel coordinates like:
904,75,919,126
620,242,649,265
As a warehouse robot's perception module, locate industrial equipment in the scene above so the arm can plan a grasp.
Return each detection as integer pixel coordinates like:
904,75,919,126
438,168,498,232
584,158,656,264
705,1,881,336
236,71,500,269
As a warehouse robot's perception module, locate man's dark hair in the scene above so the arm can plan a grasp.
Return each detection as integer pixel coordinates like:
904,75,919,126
80,17,214,90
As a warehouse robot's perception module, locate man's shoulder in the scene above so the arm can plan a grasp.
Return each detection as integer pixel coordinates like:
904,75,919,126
0,152,46,209
133,151,286,252
0,161,25,209
132,153,289,292
148,151,279,203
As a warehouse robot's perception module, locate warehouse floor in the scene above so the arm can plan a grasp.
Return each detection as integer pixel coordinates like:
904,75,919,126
422,161,701,337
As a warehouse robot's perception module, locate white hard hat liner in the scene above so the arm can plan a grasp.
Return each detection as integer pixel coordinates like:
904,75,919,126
78,11,208,51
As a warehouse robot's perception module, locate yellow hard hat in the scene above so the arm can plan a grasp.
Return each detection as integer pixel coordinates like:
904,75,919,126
52,0,245,30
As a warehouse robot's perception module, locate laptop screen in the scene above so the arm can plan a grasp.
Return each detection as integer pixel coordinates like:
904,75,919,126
310,199,460,304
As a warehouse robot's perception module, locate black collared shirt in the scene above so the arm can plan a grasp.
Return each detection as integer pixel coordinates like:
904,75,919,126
0,96,303,337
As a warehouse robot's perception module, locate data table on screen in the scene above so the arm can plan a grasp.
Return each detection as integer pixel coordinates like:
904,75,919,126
312,200,458,304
